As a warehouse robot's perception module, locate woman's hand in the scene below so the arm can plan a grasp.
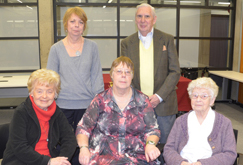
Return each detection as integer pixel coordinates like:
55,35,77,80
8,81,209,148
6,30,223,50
180,161,201,165
49,157,71,165
181,161,192,165
145,144,161,162
79,147,90,165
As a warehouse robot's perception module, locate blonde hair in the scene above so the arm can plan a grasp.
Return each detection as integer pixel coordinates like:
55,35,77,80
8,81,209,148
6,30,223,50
187,77,218,99
27,69,61,96
63,6,88,32
110,56,134,78
136,3,156,17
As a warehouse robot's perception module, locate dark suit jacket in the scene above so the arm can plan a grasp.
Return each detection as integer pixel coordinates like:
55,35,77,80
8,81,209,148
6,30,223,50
121,28,180,116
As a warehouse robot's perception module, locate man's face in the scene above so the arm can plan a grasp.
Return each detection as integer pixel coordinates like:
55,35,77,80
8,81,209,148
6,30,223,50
135,6,157,36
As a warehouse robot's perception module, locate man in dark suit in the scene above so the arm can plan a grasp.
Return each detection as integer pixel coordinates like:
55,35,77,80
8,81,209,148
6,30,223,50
121,3,180,163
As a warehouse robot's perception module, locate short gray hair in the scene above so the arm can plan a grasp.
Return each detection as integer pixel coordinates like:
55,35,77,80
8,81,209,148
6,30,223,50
136,3,156,17
187,77,218,99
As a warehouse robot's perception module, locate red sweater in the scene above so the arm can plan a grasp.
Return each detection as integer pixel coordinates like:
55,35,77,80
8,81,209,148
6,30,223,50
30,96,56,157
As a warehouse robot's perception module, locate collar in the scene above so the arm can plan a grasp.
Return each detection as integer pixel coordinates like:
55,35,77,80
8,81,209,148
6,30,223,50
109,87,135,112
30,95,56,121
138,28,154,39
104,87,146,113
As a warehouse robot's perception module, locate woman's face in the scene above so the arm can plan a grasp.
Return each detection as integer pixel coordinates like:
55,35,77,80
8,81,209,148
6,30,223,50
31,82,56,110
67,13,84,36
111,63,133,90
191,88,215,114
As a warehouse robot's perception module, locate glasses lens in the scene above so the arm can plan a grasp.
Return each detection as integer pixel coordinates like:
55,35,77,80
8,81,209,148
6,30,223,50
191,93,209,100
116,70,122,75
201,95,209,100
116,69,132,76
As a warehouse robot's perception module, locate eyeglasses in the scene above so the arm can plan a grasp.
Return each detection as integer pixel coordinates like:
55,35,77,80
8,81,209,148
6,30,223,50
114,69,132,76
191,93,211,100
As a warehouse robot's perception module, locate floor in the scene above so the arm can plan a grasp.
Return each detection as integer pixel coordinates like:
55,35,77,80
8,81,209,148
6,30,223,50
214,102,243,154
0,102,243,156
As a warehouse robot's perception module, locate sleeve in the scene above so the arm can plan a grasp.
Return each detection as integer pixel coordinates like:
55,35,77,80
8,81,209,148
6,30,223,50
121,38,137,88
163,118,188,165
76,97,100,137
156,34,180,101
57,111,77,161
198,121,237,165
121,39,128,57
8,109,50,165
46,44,59,74
90,42,104,95
143,97,160,139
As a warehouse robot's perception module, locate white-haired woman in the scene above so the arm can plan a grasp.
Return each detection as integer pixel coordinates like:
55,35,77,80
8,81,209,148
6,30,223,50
163,77,237,165
2,69,76,165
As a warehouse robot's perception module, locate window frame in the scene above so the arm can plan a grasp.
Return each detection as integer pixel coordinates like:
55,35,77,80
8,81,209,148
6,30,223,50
53,0,236,71
0,0,40,73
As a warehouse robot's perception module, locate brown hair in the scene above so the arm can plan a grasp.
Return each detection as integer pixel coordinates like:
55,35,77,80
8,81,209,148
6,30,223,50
63,6,88,32
110,56,134,78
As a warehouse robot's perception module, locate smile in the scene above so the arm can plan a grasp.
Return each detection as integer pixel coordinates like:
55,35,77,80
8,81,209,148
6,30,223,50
40,100,49,103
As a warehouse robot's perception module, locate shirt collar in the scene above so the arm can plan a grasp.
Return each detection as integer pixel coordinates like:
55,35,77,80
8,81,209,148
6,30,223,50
138,28,154,40
107,87,136,112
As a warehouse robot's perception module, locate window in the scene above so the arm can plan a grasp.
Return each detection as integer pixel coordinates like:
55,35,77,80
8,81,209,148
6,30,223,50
0,0,40,72
53,0,235,71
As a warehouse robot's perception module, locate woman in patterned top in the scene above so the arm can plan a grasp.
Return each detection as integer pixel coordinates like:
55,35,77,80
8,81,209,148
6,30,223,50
76,56,161,165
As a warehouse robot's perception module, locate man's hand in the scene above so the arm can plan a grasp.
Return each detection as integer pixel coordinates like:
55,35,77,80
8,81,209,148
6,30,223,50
149,94,160,108
145,144,161,162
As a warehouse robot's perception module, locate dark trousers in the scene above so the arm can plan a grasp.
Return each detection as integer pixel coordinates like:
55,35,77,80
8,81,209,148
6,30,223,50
60,108,86,133
60,108,86,165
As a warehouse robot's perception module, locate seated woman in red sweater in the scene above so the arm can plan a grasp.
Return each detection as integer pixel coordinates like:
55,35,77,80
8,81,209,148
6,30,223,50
2,69,76,165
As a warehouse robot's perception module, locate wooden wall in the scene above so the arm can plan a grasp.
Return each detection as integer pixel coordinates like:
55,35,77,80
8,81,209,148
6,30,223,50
238,23,243,103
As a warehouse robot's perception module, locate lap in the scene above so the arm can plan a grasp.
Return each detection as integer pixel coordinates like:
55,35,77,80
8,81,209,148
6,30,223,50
89,152,159,165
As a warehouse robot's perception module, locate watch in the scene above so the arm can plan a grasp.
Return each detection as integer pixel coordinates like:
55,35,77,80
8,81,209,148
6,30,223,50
146,140,156,146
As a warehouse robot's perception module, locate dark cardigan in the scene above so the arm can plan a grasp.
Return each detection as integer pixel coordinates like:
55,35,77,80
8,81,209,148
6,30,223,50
2,97,77,165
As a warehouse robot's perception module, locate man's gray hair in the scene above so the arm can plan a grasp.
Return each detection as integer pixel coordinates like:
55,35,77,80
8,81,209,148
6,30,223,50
136,3,156,17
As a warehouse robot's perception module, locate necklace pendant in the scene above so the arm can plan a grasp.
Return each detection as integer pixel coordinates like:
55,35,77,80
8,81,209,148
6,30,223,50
76,51,81,56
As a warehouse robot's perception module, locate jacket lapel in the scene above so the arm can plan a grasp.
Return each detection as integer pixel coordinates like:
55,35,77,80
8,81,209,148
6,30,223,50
153,29,164,77
129,34,140,87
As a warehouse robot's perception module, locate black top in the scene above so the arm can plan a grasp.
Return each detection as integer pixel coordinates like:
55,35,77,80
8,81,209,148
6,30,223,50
2,97,77,165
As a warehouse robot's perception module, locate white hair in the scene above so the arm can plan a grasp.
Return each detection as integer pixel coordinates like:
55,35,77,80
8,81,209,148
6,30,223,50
187,77,219,99
136,3,156,17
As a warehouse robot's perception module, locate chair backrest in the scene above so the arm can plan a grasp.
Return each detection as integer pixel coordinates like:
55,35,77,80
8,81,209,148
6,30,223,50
233,129,238,165
0,123,10,159
234,129,238,142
